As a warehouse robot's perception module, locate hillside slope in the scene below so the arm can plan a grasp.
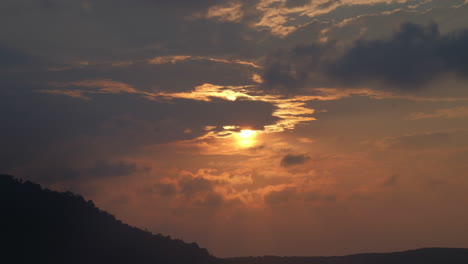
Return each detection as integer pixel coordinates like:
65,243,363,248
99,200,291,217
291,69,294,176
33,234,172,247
0,174,215,264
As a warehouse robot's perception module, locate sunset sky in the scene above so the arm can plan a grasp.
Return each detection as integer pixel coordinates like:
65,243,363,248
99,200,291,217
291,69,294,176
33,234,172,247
2,0,468,257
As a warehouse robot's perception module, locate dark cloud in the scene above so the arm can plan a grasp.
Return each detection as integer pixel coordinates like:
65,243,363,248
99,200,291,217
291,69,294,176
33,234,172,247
153,176,230,208
284,0,311,8
262,23,468,92
280,154,310,167
0,0,266,62
381,174,400,188
262,42,335,93
329,23,468,87
44,60,258,93
179,177,213,198
198,192,224,208
0,45,40,69
154,183,177,197
31,160,150,182
84,160,149,178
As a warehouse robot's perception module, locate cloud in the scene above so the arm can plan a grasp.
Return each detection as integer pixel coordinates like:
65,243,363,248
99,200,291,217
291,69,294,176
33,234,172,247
0,76,281,180
38,89,91,100
407,106,468,120
148,55,261,68
0,44,40,69
262,22,468,92
153,183,177,197
0,0,263,62
264,187,337,205
205,2,244,22
284,0,311,8
31,160,150,182
179,176,213,198
197,192,225,208
166,174,232,208
223,0,444,37
280,154,310,167
36,55,261,96
264,187,297,204
329,23,468,88
84,160,150,178
380,174,399,188
304,191,336,202
377,130,468,150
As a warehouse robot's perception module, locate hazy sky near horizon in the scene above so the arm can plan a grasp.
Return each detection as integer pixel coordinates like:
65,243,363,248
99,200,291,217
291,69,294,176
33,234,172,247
2,0,468,257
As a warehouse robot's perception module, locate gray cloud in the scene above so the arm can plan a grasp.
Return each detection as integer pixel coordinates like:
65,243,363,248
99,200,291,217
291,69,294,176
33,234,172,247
85,160,149,178
43,60,258,93
179,176,213,198
0,45,41,69
262,23,468,92
197,192,225,208
0,0,265,62
329,23,468,87
153,183,177,197
280,154,310,167
381,174,400,188
31,160,150,183
284,0,311,8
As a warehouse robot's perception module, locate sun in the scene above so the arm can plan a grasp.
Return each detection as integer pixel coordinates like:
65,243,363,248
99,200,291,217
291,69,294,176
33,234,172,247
239,129,256,138
236,129,257,147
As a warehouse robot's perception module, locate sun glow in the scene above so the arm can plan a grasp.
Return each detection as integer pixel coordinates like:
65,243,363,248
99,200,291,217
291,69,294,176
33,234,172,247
239,129,255,138
236,130,257,148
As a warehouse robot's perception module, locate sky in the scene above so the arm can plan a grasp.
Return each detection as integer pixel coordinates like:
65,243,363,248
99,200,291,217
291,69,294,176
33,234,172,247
1,0,468,258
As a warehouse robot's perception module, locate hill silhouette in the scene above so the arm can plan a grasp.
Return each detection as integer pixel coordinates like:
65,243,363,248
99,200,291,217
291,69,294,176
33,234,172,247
221,248,468,264
2,174,468,264
0,174,215,264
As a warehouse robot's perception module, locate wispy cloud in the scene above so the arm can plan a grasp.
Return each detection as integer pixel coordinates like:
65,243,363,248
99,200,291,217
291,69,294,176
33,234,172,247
205,2,244,22
202,0,439,37
38,89,91,100
149,55,262,68
408,106,468,120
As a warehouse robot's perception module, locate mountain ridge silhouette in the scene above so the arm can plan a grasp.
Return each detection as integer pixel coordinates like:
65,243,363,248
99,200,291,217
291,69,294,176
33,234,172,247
0,174,215,264
221,247,468,264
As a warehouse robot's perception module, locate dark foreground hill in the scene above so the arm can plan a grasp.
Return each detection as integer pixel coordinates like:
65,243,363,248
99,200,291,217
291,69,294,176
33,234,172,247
0,174,215,264
2,174,468,264
221,247,468,264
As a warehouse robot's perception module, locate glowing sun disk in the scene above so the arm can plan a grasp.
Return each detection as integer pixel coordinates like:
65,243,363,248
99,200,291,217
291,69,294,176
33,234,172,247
236,130,257,148
239,129,256,138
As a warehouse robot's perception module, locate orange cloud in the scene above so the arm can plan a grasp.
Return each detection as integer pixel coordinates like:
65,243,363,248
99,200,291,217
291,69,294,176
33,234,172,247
206,3,244,22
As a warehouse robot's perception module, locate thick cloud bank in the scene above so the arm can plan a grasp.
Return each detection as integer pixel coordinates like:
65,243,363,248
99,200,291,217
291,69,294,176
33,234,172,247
263,23,468,92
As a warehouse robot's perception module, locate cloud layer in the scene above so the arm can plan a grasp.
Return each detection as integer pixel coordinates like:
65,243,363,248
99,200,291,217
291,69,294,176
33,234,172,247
262,23,468,92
